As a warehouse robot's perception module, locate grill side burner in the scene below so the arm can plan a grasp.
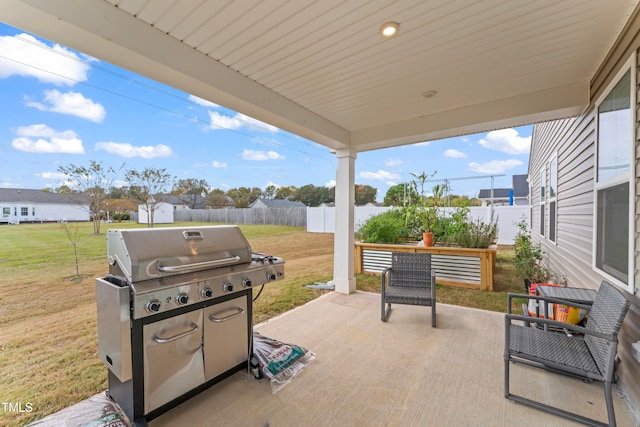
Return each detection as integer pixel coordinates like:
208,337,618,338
96,225,284,424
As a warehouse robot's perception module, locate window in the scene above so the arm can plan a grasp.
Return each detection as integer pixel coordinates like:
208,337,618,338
2,207,9,217
32,207,35,216
594,61,634,292
539,168,545,236
21,207,28,216
549,156,557,243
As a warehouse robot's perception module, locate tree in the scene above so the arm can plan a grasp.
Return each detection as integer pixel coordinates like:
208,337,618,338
226,187,262,208
206,188,230,208
409,170,437,205
124,167,174,228
275,185,297,200
263,184,277,199
106,198,137,221
57,160,122,234
429,183,450,207
383,183,417,206
294,184,332,206
60,221,81,279
355,184,377,205
172,178,209,209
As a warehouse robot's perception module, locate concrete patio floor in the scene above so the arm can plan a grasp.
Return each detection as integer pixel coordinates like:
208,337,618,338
149,291,636,427
30,290,638,426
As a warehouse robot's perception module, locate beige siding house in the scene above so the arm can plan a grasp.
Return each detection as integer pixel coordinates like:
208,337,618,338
529,11,640,417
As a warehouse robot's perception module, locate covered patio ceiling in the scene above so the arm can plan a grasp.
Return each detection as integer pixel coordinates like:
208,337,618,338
2,0,638,153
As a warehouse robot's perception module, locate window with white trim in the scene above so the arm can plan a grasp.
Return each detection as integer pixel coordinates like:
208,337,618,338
594,61,634,292
20,207,27,216
549,156,557,243
539,168,545,236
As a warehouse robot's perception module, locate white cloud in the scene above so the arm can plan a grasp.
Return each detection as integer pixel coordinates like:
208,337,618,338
208,111,278,133
468,159,523,174
385,158,402,166
478,128,530,154
325,180,336,188
37,171,68,180
12,124,84,154
189,94,219,109
26,90,106,122
359,170,401,185
0,33,90,85
95,141,173,159
241,149,285,161
212,160,227,168
444,149,467,158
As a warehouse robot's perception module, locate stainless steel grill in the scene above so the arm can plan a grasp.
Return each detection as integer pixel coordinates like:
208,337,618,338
96,225,284,424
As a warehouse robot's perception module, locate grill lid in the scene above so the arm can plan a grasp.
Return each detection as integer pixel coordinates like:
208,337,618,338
107,225,253,283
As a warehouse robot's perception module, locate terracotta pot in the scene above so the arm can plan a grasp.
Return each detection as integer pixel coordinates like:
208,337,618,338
422,232,434,247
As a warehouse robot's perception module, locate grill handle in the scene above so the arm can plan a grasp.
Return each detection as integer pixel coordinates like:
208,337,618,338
157,256,241,273
208,307,245,323
152,323,199,344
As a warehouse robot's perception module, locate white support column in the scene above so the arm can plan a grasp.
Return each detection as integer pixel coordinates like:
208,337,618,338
333,148,357,294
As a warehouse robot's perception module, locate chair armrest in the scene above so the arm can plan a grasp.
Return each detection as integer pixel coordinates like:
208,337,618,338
505,313,618,342
381,267,392,293
507,293,592,312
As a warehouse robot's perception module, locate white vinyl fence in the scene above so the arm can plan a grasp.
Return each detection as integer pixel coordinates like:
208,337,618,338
307,205,530,245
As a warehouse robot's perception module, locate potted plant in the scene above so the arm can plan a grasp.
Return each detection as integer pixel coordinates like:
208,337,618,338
419,207,438,246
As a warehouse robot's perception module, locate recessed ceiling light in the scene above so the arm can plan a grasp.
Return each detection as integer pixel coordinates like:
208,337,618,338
422,90,437,99
379,22,399,38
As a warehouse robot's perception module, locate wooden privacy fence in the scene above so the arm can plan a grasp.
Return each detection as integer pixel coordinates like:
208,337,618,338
174,207,307,227
355,242,497,291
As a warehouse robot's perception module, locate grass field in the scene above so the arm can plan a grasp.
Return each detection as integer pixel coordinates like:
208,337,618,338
0,222,522,425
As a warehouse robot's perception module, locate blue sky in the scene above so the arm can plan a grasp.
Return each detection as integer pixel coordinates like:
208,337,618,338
0,23,532,201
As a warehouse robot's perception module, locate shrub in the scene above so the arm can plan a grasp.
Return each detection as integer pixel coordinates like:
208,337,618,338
513,218,550,283
453,217,498,248
357,209,406,243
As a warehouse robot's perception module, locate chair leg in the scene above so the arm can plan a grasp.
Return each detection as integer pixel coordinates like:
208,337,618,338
504,353,510,399
431,303,436,328
604,380,616,427
382,303,391,322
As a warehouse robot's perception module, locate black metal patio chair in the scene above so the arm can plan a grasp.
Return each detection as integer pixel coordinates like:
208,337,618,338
381,252,436,327
504,281,631,427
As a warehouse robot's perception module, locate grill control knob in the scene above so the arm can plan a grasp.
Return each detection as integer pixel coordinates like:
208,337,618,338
223,283,234,293
146,300,161,313
242,278,252,288
201,287,213,298
266,272,276,281
176,293,189,305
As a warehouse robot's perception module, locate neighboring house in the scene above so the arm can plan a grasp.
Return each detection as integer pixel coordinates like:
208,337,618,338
137,201,174,224
528,16,640,416
477,174,529,205
249,198,306,208
164,194,208,210
0,188,89,224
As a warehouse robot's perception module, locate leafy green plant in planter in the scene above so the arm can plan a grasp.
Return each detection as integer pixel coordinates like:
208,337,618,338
357,209,407,243
454,217,498,249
